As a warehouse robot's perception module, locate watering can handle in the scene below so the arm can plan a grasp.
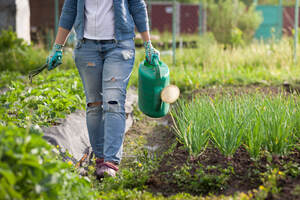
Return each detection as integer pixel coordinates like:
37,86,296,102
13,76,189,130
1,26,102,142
154,87,163,111
152,55,162,80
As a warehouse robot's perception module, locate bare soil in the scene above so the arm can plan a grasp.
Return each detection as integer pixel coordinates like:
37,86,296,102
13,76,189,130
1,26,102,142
147,139,300,199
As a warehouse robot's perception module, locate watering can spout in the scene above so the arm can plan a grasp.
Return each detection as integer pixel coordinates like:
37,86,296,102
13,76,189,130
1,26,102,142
161,85,180,104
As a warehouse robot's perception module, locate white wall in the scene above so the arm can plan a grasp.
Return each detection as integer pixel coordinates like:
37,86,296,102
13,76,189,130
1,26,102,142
16,0,30,43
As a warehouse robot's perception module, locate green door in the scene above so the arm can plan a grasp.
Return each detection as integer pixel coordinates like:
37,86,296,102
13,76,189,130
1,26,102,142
255,5,283,40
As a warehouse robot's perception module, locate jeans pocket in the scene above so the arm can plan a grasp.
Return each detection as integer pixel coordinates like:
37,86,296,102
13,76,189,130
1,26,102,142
117,39,135,50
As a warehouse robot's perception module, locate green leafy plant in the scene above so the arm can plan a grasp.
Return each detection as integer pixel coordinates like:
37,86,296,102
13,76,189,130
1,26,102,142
0,69,85,127
255,168,285,199
244,108,264,159
0,124,97,200
172,164,231,194
99,150,160,191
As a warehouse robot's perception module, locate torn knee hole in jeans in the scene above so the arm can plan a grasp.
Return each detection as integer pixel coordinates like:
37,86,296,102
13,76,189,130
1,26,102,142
104,76,118,83
103,100,122,113
108,101,118,105
87,101,102,107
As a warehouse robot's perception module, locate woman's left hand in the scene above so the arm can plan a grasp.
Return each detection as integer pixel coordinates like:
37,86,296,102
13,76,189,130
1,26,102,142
144,40,160,66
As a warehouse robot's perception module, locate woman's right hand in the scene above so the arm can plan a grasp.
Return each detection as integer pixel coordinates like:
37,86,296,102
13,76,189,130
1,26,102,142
46,44,63,71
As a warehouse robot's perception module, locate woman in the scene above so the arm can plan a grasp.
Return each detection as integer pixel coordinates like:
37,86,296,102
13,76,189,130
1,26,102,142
46,0,160,179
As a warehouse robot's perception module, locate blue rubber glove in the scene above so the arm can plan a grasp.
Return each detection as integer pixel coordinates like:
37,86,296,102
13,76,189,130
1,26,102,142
46,44,63,71
144,40,160,66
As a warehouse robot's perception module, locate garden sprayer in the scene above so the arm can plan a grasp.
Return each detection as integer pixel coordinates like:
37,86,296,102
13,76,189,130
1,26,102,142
28,63,48,83
28,55,62,83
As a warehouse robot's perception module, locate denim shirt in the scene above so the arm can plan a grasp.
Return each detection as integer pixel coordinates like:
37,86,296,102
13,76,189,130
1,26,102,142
59,0,149,41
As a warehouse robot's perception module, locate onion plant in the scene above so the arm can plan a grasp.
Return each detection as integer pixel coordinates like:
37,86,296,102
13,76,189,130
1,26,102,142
259,95,298,155
171,98,210,156
243,95,300,158
244,103,265,159
207,96,251,157
172,94,300,159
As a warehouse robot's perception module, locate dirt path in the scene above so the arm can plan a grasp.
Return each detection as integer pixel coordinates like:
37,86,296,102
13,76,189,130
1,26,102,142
122,112,175,164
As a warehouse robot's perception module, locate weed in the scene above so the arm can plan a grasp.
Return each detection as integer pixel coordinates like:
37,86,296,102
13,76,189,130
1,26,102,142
283,161,300,178
171,164,231,194
99,149,160,191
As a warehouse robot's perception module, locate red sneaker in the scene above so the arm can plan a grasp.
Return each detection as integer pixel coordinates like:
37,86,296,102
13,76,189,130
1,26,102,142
95,161,119,179
95,158,104,166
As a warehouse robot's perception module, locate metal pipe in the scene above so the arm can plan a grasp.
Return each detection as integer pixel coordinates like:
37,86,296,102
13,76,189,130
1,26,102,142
278,0,283,39
172,0,176,65
55,0,59,35
199,2,202,35
294,0,299,63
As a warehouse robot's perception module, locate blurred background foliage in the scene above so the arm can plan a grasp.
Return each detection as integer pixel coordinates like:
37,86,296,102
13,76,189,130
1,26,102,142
206,0,262,45
149,0,297,6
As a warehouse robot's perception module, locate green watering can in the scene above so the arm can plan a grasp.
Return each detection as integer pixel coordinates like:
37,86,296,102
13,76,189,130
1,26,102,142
138,58,180,118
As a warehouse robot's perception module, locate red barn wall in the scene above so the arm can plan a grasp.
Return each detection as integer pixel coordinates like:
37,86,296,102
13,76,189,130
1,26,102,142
28,1,300,37
283,7,300,36
180,4,199,34
30,0,64,31
29,1,203,35
150,3,173,33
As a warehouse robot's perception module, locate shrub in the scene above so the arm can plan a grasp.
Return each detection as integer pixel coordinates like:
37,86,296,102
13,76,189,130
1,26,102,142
0,29,75,74
0,28,29,51
0,29,46,73
206,0,262,46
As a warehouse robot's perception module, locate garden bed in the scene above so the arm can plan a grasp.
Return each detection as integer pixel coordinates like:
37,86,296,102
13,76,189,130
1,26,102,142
133,86,300,199
147,142,300,199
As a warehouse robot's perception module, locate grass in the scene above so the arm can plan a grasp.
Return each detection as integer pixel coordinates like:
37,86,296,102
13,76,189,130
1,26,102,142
129,35,300,92
1,33,300,93
171,94,300,158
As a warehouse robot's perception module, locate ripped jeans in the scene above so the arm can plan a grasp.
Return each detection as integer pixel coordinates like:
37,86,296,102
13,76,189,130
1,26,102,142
74,38,135,164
